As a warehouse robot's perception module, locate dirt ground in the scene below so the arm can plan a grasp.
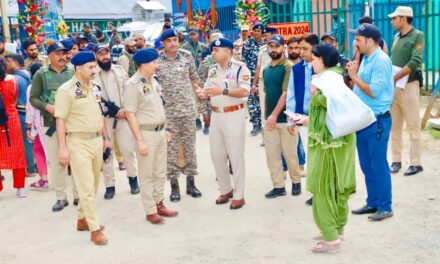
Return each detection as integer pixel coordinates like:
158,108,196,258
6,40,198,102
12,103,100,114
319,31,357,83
1,100,439,264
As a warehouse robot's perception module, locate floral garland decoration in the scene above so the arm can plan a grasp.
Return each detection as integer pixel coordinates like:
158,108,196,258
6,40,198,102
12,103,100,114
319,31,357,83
188,9,216,40
234,0,271,27
17,0,49,45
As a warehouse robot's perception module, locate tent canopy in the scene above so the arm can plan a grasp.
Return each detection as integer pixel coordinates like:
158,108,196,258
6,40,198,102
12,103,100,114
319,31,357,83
63,0,171,19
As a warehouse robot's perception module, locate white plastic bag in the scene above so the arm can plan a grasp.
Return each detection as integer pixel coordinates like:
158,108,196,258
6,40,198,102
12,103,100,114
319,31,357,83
311,70,376,138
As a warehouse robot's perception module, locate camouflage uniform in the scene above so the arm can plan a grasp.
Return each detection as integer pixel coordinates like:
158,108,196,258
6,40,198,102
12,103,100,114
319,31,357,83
197,54,215,123
181,41,208,69
242,37,265,130
156,49,199,180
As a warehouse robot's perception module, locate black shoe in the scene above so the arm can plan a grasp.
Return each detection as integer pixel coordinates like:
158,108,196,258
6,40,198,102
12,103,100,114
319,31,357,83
250,126,262,136
170,179,181,202
52,200,69,212
186,176,202,198
128,176,140,194
196,118,202,130
390,162,401,174
404,165,423,176
351,205,377,215
368,210,394,221
104,187,115,200
203,125,209,135
265,187,287,198
73,198,79,206
291,183,301,196
305,197,313,206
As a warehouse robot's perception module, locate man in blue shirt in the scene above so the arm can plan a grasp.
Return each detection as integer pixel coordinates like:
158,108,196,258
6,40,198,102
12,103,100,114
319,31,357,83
5,53,36,176
286,33,319,205
346,24,394,221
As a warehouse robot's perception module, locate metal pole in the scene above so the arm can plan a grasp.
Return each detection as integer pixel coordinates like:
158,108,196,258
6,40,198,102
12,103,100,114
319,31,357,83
0,0,11,42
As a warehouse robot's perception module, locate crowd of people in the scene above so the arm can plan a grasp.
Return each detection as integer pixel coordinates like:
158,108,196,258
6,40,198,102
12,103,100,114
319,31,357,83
0,6,426,252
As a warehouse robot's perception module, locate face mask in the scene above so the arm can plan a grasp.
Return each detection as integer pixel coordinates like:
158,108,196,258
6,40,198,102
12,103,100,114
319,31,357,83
269,51,283,60
98,59,112,71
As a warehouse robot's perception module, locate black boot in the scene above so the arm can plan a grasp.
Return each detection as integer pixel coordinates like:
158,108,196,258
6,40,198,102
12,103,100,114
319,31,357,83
128,177,140,194
186,176,202,198
104,187,115,200
170,179,181,202
195,118,202,130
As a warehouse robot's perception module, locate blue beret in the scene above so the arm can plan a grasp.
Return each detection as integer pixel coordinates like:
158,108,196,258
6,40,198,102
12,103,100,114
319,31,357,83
252,23,264,31
85,43,96,51
133,48,159,64
159,29,177,41
47,41,67,54
60,39,74,51
154,39,163,49
71,51,96,66
210,38,234,51
263,26,277,34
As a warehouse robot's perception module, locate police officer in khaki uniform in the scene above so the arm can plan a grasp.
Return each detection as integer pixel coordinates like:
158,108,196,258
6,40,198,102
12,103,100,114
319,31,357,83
124,48,178,224
93,44,139,199
55,51,111,245
29,41,79,212
196,38,251,210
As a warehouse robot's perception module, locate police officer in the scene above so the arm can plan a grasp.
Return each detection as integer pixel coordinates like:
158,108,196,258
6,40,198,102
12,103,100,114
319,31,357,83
124,48,178,224
118,38,137,77
93,44,139,199
389,6,425,176
196,38,251,210
156,29,202,202
55,51,111,245
29,41,79,212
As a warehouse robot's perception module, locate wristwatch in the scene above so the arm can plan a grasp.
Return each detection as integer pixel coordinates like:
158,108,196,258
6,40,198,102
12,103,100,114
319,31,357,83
222,88,229,95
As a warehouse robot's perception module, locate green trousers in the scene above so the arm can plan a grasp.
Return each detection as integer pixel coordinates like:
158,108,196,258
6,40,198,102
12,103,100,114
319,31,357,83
312,182,350,242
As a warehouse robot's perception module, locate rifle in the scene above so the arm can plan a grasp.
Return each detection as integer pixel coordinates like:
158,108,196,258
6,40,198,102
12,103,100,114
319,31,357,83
101,98,120,129
45,123,56,137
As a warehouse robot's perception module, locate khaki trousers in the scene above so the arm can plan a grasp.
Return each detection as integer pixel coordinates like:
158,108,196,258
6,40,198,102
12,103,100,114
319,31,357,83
44,127,78,200
137,130,166,215
67,136,102,232
210,109,246,200
390,81,422,165
263,123,301,187
102,118,137,187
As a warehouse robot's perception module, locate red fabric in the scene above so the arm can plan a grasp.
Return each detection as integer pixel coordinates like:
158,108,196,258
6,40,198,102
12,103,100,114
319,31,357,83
0,168,26,191
0,78,27,170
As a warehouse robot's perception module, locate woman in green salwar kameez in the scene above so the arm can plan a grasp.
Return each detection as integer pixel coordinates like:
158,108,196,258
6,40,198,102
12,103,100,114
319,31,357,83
293,43,356,253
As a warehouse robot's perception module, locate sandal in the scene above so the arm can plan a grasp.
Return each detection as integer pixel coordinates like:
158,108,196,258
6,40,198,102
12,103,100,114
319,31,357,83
30,179,49,189
311,240,341,253
312,233,344,241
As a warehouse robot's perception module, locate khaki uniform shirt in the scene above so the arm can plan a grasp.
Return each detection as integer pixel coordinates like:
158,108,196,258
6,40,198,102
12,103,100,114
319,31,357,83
204,59,251,108
124,71,166,126
156,49,199,118
24,56,47,70
257,45,272,79
94,64,128,108
54,76,103,133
